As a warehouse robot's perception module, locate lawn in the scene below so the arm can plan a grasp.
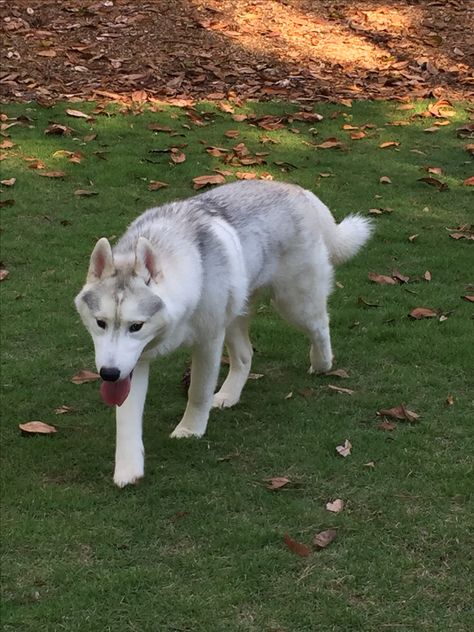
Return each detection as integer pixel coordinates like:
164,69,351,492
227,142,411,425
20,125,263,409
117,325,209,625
1,98,473,632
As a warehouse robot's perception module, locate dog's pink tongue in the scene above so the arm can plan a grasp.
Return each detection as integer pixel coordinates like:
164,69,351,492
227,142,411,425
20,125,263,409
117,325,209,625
100,376,131,407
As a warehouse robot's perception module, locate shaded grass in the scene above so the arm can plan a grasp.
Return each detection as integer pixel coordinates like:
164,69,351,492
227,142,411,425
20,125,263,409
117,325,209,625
1,99,473,632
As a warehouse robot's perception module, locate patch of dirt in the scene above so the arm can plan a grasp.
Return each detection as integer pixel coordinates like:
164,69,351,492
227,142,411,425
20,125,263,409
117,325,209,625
1,0,472,104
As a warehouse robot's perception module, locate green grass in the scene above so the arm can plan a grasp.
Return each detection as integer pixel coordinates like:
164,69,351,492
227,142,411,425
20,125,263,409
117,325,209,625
1,98,473,632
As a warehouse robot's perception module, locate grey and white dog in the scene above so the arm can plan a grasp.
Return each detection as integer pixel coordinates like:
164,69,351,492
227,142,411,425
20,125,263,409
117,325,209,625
75,180,372,487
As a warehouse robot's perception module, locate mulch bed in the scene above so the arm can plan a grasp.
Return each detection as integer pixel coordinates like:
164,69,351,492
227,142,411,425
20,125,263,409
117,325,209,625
1,0,473,105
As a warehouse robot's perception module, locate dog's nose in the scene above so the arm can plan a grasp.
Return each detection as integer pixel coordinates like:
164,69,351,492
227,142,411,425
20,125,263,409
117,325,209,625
100,367,121,382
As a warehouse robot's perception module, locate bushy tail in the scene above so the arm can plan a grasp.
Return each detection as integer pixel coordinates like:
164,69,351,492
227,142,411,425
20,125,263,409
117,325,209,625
328,214,373,265
301,189,373,265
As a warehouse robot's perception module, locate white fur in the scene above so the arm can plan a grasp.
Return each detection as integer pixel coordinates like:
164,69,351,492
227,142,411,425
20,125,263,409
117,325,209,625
75,181,372,487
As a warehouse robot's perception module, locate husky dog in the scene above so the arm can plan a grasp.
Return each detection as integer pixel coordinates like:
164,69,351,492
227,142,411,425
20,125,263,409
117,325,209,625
75,181,372,487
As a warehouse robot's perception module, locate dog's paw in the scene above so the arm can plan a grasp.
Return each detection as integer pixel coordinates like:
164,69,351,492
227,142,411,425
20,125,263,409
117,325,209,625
212,391,239,409
308,359,333,375
170,424,204,439
113,461,144,488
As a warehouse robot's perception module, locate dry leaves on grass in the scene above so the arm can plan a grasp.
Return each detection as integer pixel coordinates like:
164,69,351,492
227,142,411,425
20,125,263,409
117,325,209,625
284,533,311,557
313,529,337,549
326,499,344,513
325,368,350,379
148,180,168,191
19,421,57,435
336,439,352,457
192,174,226,190
54,405,74,415
327,384,355,395
377,404,419,422
409,307,438,319
1,177,16,186
71,370,100,384
38,171,66,178
0,268,9,281
265,477,292,491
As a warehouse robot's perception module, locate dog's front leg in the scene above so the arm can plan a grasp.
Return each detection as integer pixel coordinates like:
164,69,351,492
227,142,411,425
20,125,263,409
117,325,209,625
170,332,225,439
113,361,150,487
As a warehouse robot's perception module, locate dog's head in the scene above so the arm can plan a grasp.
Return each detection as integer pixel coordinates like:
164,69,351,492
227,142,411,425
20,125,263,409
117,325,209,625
75,237,167,406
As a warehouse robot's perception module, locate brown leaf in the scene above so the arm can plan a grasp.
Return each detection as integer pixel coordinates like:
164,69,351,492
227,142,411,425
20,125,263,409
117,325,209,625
325,368,350,379
377,405,419,422
363,461,376,469
408,234,419,242
284,533,311,557
462,295,474,303
327,384,355,395
266,477,291,490
297,387,315,398
423,271,432,282
336,439,352,457
392,270,410,284
313,529,337,549
71,370,100,384
424,166,443,176
54,405,74,415
148,181,168,191
368,272,397,285
0,268,9,281
377,420,397,431
379,141,400,149
1,177,16,186
379,176,392,184
409,307,437,319
0,139,15,149
66,108,92,120
351,131,366,140
193,174,226,190
446,395,454,406
326,499,344,513
224,130,240,138
19,421,57,435
206,146,229,157
418,177,448,191
27,159,46,170
44,123,73,136
74,189,98,197
37,49,57,58
148,124,173,133
358,297,379,308
38,171,66,178
315,137,345,150
170,149,186,163
463,176,474,186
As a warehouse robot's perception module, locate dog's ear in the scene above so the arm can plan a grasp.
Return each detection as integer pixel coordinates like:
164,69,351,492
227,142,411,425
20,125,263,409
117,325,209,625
87,237,115,283
135,237,160,282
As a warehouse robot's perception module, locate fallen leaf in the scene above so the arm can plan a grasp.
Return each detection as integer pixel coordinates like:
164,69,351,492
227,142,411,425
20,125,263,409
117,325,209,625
248,372,264,380
462,295,474,302
170,149,186,164
424,166,443,176
446,395,454,406
27,159,46,169
38,171,66,178
368,272,397,285
315,137,345,150
325,369,350,379
66,108,92,120
284,533,311,557
463,176,474,186
424,126,439,133
313,529,337,549
266,477,291,490
392,270,410,284
54,405,74,415
409,307,437,319
148,181,168,191
71,370,100,384
326,499,344,513
235,172,257,180
336,439,352,457
285,391,293,399
0,139,15,149
328,384,355,395
377,404,419,422
0,268,9,281
44,123,73,136
350,131,366,140
418,177,448,191
298,387,315,398
37,49,57,58
358,297,379,308
379,176,392,184
408,234,419,242
74,189,98,196
19,421,57,435
363,461,376,469
148,124,173,133
1,177,16,186
377,420,397,431
379,141,400,149
193,174,226,190
224,130,240,138
423,271,432,282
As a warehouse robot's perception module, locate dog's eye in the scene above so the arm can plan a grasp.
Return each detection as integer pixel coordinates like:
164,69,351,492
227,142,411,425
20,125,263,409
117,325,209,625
96,319,107,330
129,322,143,333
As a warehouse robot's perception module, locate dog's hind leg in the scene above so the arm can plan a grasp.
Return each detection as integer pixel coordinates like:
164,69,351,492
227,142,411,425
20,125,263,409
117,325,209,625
273,254,333,375
113,360,149,487
213,314,253,409
171,331,225,438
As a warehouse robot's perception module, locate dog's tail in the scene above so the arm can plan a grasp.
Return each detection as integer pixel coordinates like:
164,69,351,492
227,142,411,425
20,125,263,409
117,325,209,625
303,190,373,265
